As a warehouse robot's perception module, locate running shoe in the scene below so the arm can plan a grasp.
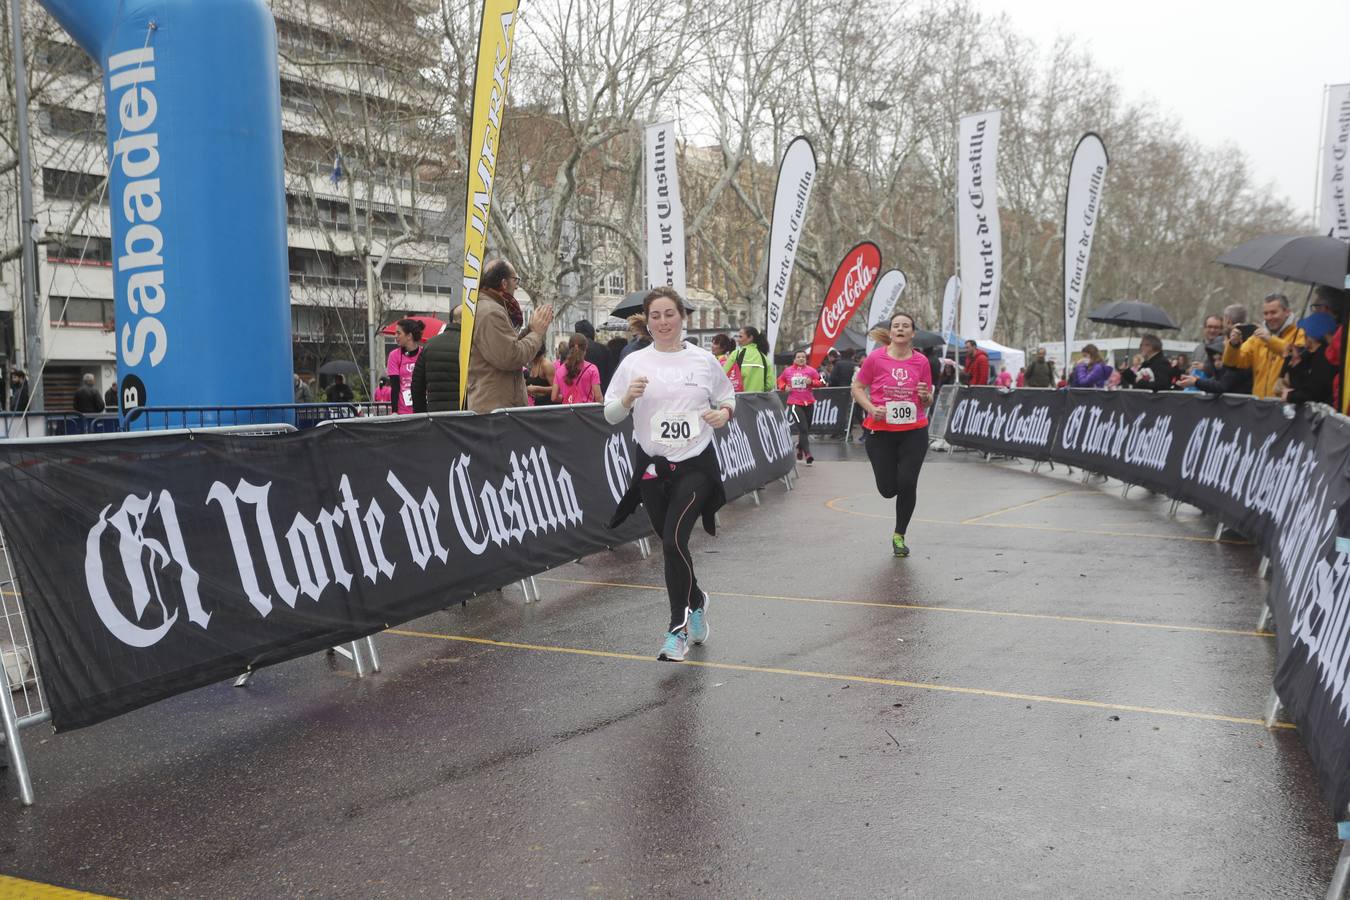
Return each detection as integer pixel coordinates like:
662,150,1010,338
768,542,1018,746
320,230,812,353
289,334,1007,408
892,533,909,558
658,629,689,661
689,591,710,645
805,455,814,466
796,447,804,460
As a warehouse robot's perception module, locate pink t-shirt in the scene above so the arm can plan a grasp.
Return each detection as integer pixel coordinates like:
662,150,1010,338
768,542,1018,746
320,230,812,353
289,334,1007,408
373,385,392,404
386,346,422,414
556,361,600,404
777,364,821,405
856,346,933,432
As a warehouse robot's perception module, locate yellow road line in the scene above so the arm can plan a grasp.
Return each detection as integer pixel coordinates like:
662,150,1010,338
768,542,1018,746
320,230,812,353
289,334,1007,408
961,488,1084,524
0,875,121,899
385,629,1293,729
824,496,1250,545
539,576,1271,639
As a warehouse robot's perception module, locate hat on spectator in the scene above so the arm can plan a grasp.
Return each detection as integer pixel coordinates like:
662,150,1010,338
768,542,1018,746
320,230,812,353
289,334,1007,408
1298,312,1337,342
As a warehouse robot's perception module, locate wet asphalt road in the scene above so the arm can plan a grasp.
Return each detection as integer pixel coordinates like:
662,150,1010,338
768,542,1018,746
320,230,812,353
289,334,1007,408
0,443,1340,898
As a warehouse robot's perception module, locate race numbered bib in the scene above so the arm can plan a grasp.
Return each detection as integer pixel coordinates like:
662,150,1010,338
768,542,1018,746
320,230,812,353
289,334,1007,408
885,400,918,426
653,410,702,449
790,375,809,390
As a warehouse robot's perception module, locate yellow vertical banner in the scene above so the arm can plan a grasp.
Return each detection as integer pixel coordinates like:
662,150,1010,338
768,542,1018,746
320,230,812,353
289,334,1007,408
458,0,520,407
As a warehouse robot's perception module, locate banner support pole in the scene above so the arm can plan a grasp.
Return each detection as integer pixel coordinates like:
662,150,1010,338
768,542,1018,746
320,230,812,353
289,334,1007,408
0,659,35,806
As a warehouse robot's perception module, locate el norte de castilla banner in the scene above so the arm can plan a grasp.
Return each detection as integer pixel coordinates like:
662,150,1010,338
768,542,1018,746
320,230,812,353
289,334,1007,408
957,111,1002,341
0,397,796,732
1063,133,1108,361
765,137,817,357
645,121,686,293
944,386,1350,819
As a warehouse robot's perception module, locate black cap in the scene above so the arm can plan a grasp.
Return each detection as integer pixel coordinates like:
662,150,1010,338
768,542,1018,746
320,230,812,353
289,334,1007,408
574,319,596,340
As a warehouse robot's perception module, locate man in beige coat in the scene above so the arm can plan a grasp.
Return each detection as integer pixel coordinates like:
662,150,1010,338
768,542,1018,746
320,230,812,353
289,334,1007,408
466,260,555,413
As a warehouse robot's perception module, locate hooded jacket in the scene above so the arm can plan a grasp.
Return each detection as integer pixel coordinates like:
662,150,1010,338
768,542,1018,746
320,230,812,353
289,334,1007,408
1222,319,1305,399
411,322,462,413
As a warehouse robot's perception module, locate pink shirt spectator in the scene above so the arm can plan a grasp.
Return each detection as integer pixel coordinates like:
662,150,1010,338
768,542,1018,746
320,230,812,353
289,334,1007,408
386,346,421,414
776,364,822,405
555,360,600,404
373,385,392,404
995,370,1012,388
857,346,934,432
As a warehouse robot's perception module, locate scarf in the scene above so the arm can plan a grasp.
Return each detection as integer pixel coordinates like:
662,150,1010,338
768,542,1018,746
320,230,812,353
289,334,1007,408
499,291,524,328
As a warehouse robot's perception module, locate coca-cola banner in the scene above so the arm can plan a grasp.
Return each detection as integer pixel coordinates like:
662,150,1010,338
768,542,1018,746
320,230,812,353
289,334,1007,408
944,387,1350,819
957,111,1002,341
865,269,906,353
765,137,817,356
0,395,794,731
808,242,881,368
1064,133,1109,361
1319,83,1350,240
645,121,687,293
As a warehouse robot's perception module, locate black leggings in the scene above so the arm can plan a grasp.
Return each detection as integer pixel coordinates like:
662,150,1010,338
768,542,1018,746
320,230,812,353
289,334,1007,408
789,404,812,456
864,426,928,534
641,468,716,632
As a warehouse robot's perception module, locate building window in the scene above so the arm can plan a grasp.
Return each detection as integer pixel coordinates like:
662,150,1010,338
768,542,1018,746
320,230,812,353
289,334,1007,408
42,168,107,204
50,296,114,328
604,270,625,295
46,236,113,266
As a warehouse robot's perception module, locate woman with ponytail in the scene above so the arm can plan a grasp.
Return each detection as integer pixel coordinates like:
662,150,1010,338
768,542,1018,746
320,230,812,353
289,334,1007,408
732,325,773,392
552,332,602,404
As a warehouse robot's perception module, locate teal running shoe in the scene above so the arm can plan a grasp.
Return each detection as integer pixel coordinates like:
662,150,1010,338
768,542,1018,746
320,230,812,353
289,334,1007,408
658,629,688,662
689,592,710,645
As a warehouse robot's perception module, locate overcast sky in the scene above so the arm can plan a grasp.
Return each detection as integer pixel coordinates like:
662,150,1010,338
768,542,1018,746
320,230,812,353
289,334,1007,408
973,0,1350,222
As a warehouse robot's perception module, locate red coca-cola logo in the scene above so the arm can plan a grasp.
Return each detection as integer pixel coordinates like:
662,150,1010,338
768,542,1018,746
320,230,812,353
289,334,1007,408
809,242,881,367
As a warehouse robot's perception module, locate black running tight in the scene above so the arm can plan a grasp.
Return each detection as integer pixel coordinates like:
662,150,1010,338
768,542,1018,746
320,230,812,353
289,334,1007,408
640,468,715,631
864,426,929,534
789,404,812,457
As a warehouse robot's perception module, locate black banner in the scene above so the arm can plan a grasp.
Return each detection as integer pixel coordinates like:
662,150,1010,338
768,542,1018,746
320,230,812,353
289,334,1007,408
944,386,1063,461
775,387,854,436
945,387,1350,817
0,394,794,731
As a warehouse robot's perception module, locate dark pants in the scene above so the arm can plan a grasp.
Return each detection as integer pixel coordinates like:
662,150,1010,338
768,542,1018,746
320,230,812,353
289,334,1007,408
641,467,715,632
789,404,812,457
864,426,929,534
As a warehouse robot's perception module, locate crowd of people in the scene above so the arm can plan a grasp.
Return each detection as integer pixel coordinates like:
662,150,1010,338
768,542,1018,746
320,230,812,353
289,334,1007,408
954,286,1349,406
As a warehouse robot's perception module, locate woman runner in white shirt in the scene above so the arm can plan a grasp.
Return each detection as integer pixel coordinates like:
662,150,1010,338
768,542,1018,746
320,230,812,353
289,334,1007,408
605,287,736,661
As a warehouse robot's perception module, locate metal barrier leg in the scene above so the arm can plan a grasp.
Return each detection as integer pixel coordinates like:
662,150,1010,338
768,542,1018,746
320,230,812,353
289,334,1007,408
364,636,382,674
751,489,761,506
529,576,542,602
1121,483,1132,499
637,537,652,559
1257,603,1274,634
1328,826,1350,900
1214,521,1227,541
350,641,368,678
0,664,35,806
1258,556,1271,579
781,475,793,491
1264,688,1284,729
518,580,534,604
233,671,253,688
1168,498,1180,517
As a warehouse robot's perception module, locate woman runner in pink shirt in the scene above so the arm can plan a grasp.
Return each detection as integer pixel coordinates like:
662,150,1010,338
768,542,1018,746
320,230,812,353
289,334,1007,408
553,333,602,404
851,312,935,557
776,350,824,465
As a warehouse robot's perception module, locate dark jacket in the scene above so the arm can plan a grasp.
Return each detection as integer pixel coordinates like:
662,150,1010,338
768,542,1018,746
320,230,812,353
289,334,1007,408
1024,357,1055,388
586,340,612,392
828,358,857,387
73,384,105,413
104,386,117,409
1191,365,1253,396
1121,352,1177,392
609,442,725,537
10,381,31,412
412,323,462,413
325,382,354,403
1284,347,1335,405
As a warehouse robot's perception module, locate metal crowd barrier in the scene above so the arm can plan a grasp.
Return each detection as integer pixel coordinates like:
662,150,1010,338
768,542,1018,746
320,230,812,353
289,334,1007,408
123,402,391,431
0,421,384,807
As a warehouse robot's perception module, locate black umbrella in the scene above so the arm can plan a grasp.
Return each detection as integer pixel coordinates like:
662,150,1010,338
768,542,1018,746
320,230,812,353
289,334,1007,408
912,329,946,350
318,359,361,376
608,289,694,320
1086,300,1179,331
1216,233,1350,288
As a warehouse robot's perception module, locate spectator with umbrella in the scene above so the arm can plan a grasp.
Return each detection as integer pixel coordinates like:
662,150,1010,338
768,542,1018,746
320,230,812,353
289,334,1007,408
1279,312,1337,405
1119,334,1178,391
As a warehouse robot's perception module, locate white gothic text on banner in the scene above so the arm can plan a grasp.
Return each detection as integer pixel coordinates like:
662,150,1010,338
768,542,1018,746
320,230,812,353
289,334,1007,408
765,137,817,355
645,122,686,293
1319,84,1350,240
957,111,1002,340
1063,133,1109,359
866,269,907,352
